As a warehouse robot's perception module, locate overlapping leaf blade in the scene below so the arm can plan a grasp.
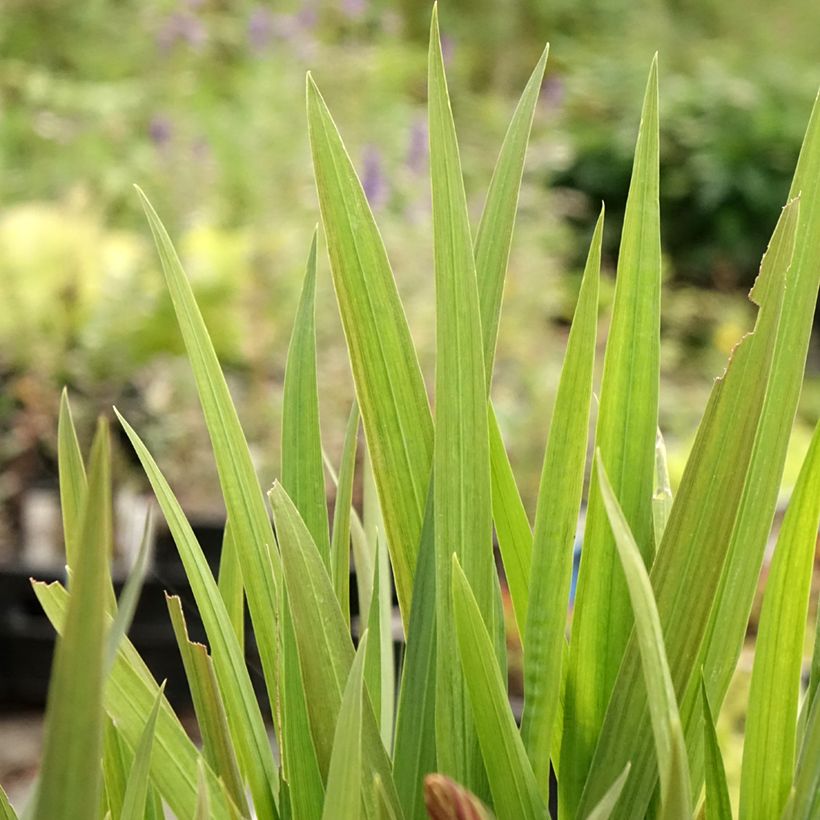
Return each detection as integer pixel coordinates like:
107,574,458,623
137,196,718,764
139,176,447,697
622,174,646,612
740,419,820,818
34,420,110,820
701,679,732,820
595,453,691,818
33,581,236,820
283,228,331,565
136,188,283,745
428,6,494,790
561,57,661,818
117,410,277,818
521,208,602,797
578,196,799,817
269,483,402,818
166,596,248,816
451,557,545,820
121,686,164,820
321,635,367,820
306,73,433,624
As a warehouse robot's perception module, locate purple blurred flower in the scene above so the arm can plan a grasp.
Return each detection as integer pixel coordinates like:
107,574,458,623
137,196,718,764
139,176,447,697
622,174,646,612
540,74,565,109
440,34,455,66
406,118,427,174
362,145,387,209
341,0,368,20
156,11,208,52
248,6,275,52
295,6,318,31
149,115,173,148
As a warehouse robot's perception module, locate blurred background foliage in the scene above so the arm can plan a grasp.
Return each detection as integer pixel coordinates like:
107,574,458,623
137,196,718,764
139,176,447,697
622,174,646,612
0,0,819,519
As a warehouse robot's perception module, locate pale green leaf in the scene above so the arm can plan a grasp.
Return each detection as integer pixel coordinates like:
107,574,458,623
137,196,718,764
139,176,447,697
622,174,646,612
57,388,86,569
33,580,236,820
121,685,165,820
595,452,691,818
475,44,548,382
269,482,402,818
451,556,545,820
117,410,277,818
166,595,248,816
330,403,359,628
307,73,433,625
218,520,245,650
34,419,110,820
578,195,798,817
429,6,494,791
652,430,673,550
0,785,18,820
103,718,129,819
321,634,368,820
106,509,153,672
786,696,820,820
392,485,437,820
584,764,630,820
135,188,282,747
701,678,732,820
283,228,331,565
521,208,602,797
488,406,532,634
740,419,820,818
561,58,660,818
281,587,325,820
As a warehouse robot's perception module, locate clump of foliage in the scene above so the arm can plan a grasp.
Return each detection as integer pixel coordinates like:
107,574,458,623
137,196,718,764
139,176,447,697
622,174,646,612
8,8,820,820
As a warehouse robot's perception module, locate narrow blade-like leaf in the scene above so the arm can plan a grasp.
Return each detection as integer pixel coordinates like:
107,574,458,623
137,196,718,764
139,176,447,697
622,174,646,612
330,403,359,627
269,483,402,818
652,430,673,550
701,679,732,820
392,485,437,820
475,45,548,382
218,519,245,650
57,388,86,568
283,228,331,564
33,580,237,820
166,595,249,816
118,411,277,818
585,764,631,820
34,420,110,820
121,685,165,820
595,452,691,818
740,419,820,818
578,195,798,817
281,586,325,820
429,6,494,790
451,556,545,820
521,208,602,796
561,59,660,817
321,634,368,820
307,74,433,624
135,188,282,746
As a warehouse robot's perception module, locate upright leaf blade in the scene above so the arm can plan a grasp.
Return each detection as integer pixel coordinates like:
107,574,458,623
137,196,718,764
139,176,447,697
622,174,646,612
121,686,165,820
166,596,249,817
118,411,277,819
451,557,545,820
561,59,661,818
584,764,631,820
392,485,437,820
521,208,602,797
33,581,237,820
595,453,691,818
34,420,110,820
321,635,368,820
577,197,798,817
270,483,402,819
428,6,494,790
282,228,331,565
330,403,359,627
136,188,283,744
307,74,433,624
57,388,86,569
474,44,548,382
740,419,820,819
701,679,732,820
217,520,245,650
